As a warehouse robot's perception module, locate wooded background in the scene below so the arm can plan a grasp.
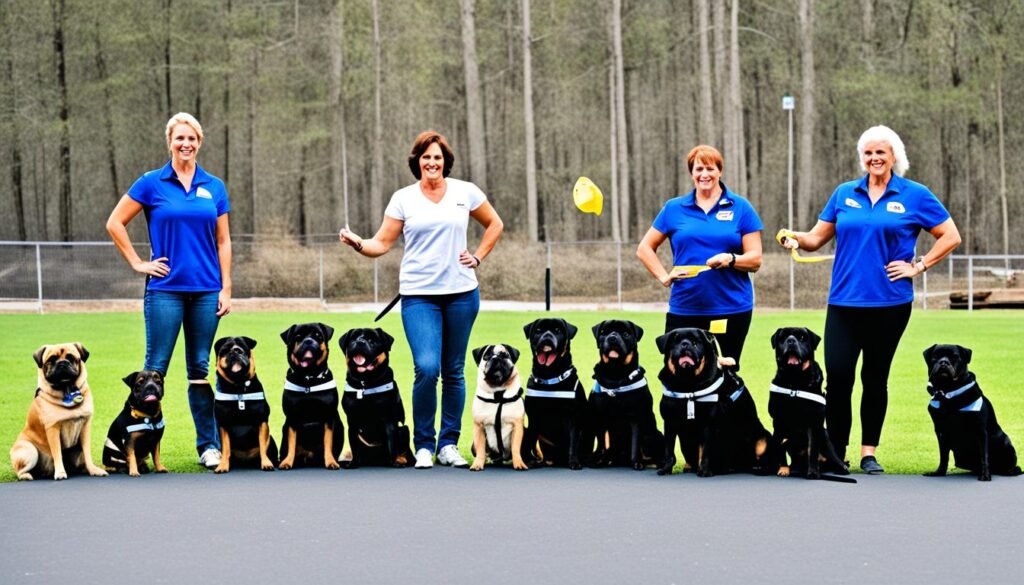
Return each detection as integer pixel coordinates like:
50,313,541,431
1,0,1021,254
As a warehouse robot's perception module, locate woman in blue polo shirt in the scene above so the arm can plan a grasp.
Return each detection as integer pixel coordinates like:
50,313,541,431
106,112,232,470
778,125,960,474
637,144,763,368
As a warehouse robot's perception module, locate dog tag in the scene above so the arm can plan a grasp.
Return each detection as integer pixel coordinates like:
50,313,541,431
238,400,245,411
357,389,364,400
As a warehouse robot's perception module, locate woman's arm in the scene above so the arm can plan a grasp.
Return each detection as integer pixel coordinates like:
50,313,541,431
706,231,763,272
637,227,684,287
780,220,836,252
463,201,503,267
885,218,962,281
106,194,169,277
339,216,404,258
216,213,232,316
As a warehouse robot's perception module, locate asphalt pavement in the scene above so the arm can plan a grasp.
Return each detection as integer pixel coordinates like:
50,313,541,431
1,466,1020,585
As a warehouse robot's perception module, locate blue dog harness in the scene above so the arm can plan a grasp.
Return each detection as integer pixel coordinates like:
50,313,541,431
526,367,577,399
928,380,983,412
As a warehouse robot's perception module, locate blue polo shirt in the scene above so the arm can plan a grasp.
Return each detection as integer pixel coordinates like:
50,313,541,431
820,174,949,307
652,184,763,316
127,161,230,293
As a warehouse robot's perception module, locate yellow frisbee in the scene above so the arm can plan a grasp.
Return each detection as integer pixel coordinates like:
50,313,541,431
573,177,604,216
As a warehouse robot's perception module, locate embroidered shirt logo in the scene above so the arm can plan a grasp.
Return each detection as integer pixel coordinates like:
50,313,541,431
886,201,905,213
845,198,862,209
196,187,213,199
716,210,734,221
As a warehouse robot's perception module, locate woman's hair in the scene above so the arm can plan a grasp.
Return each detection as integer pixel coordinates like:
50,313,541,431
857,125,909,177
685,144,724,173
165,112,204,153
407,130,455,179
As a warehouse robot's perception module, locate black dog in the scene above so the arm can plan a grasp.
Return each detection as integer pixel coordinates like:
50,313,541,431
923,344,1021,481
657,328,773,477
338,328,414,468
279,323,345,470
768,327,853,482
522,318,590,470
213,336,278,473
589,320,664,470
102,370,167,476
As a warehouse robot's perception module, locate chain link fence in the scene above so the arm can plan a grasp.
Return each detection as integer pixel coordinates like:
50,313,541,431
1,237,1021,312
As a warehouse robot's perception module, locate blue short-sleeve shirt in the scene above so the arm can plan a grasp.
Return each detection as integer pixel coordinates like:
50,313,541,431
819,174,950,307
127,161,230,293
652,183,763,316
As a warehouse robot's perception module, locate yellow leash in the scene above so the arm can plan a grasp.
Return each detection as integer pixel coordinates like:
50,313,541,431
775,229,834,263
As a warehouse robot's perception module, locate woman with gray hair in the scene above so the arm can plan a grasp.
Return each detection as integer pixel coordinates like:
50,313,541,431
776,125,960,474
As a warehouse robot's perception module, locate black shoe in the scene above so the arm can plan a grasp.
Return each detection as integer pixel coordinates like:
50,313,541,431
860,455,884,475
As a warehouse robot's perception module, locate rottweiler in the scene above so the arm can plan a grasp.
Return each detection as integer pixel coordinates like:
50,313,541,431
470,344,527,471
657,328,773,477
279,323,345,470
213,336,278,473
923,344,1021,481
102,370,168,476
522,318,590,469
768,327,852,482
338,327,414,468
589,320,664,470
10,343,108,481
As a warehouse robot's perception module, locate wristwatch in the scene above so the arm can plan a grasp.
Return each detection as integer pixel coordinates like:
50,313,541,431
915,256,928,273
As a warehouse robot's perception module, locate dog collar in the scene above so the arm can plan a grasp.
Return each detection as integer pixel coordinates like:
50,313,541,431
769,383,826,406
215,390,266,401
125,418,165,433
344,381,395,399
928,379,976,400
592,376,647,396
528,368,575,386
525,388,577,399
928,380,981,411
662,375,725,420
284,379,337,393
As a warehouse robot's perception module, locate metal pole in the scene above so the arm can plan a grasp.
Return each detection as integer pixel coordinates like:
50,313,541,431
545,242,552,311
968,256,974,312
922,263,928,311
785,95,795,311
374,258,379,305
35,244,43,314
616,241,623,310
319,247,324,305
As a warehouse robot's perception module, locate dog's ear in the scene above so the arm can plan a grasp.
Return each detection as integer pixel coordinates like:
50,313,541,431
958,345,972,365
655,332,670,355
922,344,938,364
471,345,489,365
506,345,521,364
630,321,644,342
74,343,90,363
376,328,395,351
337,329,353,352
770,328,783,349
241,337,258,350
592,321,606,340
214,337,230,355
317,323,335,342
562,319,578,339
33,345,47,368
280,325,298,344
806,328,821,350
122,372,139,388
523,320,537,340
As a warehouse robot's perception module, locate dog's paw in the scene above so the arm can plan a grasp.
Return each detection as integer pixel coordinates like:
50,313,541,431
513,459,529,471
16,472,34,481
86,466,108,477
656,466,673,476
469,460,484,471
568,460,582,471
214,463,230,474
325,460,341,470
777,466,791,477
53,469,68,481
697,469,714,478
129,469,142,477
155,466,169,474
279,459,294,470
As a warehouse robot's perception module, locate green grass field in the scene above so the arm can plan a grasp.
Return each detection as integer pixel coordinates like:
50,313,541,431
1,309,1021,481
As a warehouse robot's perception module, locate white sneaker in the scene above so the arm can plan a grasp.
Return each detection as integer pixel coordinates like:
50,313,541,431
437,445,469,468
199,448,222,469
414,448,434,469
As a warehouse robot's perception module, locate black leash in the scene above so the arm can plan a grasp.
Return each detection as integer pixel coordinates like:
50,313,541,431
374,293,402,322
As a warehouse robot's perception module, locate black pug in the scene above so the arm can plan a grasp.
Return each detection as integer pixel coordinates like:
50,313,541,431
338,327,415,468
522,318,591,469
768,327,853,482
213,336,278,473
279,323,345,470
102,370,167,477
656,327,774,477
589,320,664,470
923,344,1021,481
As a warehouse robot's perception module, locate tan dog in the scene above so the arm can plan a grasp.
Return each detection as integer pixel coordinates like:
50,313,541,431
10,343,108,481
470,344,528,471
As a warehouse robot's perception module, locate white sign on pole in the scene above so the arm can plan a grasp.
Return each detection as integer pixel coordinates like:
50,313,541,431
782,95,795,110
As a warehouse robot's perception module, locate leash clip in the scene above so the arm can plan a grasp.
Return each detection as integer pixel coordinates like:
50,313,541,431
357,389,364,400
238,400,245,410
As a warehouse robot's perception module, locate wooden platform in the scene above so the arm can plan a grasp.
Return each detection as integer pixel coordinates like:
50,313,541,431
950,289,1024,309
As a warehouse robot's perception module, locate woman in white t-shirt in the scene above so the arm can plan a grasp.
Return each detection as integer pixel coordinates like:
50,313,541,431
340,130,503,469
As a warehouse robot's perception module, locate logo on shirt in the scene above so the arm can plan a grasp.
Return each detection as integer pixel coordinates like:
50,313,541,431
196,187,212,199
886,201,905,214
715,210,734,221
845,198,862,209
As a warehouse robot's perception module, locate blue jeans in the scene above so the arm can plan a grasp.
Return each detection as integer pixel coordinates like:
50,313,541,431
143,289,221,455
400,288,480,453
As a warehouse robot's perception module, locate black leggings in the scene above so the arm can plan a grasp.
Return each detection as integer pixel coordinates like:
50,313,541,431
665,310,753,370
823,303,912,452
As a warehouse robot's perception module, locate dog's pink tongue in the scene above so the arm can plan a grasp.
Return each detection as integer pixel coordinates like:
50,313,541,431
787,356,800,366
608,350,620,359
353,355,366,366
144,395,158,402
538,352,556,366
679,356,695,367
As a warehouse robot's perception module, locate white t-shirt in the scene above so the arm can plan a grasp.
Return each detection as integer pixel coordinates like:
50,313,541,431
384,178,487,295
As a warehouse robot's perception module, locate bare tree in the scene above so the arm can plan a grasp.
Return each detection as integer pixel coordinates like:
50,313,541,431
330,0,350,231
51,0,72,240
461,0,488,190
608,60,621,243
727,0,747,195
610,0,629,241
796,0,816,229
698,0,715,142
522,0,538,242
371,0,383,221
